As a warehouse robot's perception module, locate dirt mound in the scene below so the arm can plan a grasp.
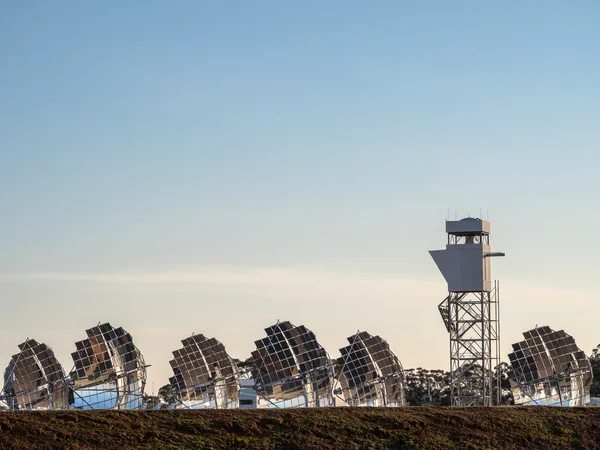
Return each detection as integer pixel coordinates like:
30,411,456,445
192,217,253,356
0,407,599,449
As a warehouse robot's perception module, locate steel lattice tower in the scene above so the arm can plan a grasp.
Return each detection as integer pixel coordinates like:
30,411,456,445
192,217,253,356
430,218,504,406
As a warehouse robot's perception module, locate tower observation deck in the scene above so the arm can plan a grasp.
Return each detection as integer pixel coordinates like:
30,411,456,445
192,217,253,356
430,217,504,406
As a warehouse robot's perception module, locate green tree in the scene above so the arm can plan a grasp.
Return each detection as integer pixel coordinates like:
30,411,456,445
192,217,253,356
143,394,161,408
404,368,451,406
590,345,600,397
232,357,254,377
494,362,514,405
158,384,176,405
404,364,513,406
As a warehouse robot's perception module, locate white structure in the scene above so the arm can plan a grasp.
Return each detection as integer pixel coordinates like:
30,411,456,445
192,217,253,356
238,379,258,409
430,217,504,406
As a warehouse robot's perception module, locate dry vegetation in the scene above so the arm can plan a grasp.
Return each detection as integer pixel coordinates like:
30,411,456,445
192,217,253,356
0,407,599,449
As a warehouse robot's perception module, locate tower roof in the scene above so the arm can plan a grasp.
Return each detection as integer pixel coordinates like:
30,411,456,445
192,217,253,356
446,218,490,236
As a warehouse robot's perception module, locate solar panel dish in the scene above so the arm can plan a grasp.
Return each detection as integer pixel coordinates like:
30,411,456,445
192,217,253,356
507,326,592,406
70,323,147,410
169,333,240,409
1,339,69,410
251,321,334,407
334,331,406,407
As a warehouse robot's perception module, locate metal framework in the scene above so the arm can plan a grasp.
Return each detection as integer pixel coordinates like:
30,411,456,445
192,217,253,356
251,320,334,407
70,323,147,410
169,333,240,409
430,218,504,406
1,339,69,410
334,331,406,407
438,283,500,406
508,326,592,406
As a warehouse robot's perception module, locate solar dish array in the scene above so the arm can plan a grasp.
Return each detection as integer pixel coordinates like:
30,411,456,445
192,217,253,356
0,322,148,411
70,323,147,410
508,326,592,406
3,320,594,410
2,340,69,410
0,320,408,410
169,334,240,409
0,320,413,410
251,321,335,407
335,331,406,407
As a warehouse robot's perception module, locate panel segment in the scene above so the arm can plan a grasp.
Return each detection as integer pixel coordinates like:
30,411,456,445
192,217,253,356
169,334,240,409
251,321,334,407
508,326,592,406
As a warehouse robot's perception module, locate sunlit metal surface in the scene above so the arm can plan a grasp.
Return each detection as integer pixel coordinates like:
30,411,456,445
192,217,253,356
508,326,592,406
335,331,406,406
169,334,240,409
1,340,69,410
251,320,334,407
70,323,147,410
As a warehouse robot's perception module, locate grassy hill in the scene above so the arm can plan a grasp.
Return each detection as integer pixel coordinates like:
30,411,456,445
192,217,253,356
1,407,599,449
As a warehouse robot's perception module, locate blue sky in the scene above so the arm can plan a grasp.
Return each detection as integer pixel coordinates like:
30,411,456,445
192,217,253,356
1,1,599,390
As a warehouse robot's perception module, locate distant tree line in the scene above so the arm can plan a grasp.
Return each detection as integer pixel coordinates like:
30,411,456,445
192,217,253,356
403,362,514,406
403,368,451,406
